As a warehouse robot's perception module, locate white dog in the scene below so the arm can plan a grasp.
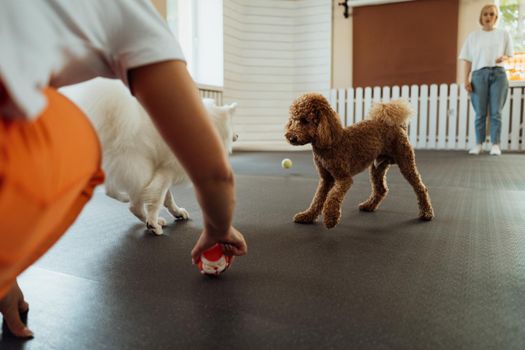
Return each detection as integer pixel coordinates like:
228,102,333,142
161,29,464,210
60,78,237,234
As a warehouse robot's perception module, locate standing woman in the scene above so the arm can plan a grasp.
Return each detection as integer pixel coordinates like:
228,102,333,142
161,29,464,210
459,4,514,155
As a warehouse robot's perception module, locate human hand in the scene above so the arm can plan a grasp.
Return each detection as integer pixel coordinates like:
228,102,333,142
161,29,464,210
464,82,472,93
0,280,33,338
191,226,247,264
495,56,506,64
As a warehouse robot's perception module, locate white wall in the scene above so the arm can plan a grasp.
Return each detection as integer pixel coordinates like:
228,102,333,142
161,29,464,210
332,0,353,89
224,0,332,151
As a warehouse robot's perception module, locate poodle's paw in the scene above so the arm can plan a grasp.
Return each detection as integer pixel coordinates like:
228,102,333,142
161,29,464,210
322,206,341,229
174,208,189,220
323,215,340,229
293,211,316,224
146,221,164,235
358,200,377,212
419,208,434,221
324,216,341,228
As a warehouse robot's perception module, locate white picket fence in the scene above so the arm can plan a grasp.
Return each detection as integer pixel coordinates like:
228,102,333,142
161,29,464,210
329,84,525,151
198,84,223,105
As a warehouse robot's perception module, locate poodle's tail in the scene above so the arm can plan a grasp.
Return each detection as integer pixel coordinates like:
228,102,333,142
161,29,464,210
368,99,412,126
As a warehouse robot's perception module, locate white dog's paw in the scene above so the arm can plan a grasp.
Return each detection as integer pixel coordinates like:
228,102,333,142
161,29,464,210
146,221,164,235
174,208,189,220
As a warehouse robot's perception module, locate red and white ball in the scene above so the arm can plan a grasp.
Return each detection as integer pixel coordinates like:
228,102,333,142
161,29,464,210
197,243,233,275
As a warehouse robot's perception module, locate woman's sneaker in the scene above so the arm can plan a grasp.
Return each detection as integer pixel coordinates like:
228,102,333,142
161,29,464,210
468,144,482,155
490,144,501,156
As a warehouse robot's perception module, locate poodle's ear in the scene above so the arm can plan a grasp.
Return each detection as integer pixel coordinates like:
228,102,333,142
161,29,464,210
316,115,334,148
316,109,342,148
315,94,341,148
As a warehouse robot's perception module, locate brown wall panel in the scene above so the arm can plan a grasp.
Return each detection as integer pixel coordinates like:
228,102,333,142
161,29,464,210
352,0,459,88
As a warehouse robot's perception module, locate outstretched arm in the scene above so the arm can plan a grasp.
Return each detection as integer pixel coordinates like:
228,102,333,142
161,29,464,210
128,60,247,261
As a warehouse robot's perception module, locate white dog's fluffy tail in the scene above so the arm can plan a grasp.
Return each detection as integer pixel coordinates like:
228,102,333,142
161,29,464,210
368,99,412,126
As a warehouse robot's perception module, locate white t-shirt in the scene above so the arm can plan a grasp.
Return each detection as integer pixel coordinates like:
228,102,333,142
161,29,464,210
0,0,185,120
459,28,514,72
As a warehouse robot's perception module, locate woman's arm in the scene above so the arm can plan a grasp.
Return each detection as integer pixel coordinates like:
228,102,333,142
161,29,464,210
495,55,509,64
128,60,247,260
462,60,472,92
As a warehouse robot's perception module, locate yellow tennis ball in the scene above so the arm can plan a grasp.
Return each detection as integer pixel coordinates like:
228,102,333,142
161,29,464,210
281,158,293,169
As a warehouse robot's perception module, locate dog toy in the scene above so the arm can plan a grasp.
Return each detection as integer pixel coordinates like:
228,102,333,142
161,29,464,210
281,158,293,169
197,243,232,275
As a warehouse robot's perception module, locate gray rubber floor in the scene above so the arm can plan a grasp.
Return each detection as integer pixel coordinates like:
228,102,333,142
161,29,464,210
2,150,525,349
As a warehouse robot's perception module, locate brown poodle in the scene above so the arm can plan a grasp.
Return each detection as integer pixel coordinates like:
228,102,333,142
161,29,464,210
284,93,434,229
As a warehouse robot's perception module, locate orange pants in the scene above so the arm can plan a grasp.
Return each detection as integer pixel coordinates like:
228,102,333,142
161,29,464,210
0,88,104,298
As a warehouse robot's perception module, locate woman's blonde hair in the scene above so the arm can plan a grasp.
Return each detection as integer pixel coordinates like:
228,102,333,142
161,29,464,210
479,4,499,26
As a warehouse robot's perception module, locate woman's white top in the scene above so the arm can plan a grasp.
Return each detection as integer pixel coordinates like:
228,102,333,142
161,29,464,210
0,0,185,120
459,28,514,72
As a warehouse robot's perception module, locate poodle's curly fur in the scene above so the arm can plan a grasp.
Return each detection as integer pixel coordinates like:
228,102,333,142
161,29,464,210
285,93,434,229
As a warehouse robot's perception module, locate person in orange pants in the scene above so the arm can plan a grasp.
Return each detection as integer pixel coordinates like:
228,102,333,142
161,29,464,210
0,88,104,337
1,1,247,338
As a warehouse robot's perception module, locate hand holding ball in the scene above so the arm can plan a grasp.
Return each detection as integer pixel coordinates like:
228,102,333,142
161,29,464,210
281,158,293,169
197,243,233,275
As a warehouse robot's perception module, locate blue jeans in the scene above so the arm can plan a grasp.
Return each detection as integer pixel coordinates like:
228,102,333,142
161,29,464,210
470,67,509,145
